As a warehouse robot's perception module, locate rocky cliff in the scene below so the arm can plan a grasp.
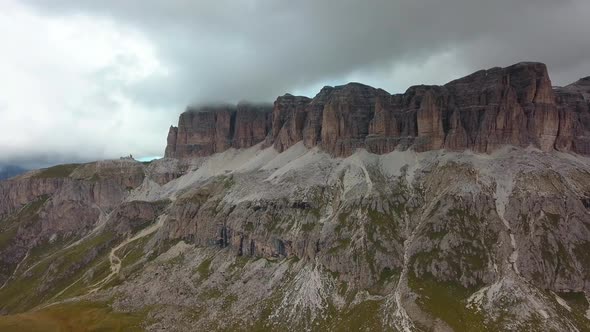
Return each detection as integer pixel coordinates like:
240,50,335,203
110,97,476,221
166,62,590,158
165,103,272,158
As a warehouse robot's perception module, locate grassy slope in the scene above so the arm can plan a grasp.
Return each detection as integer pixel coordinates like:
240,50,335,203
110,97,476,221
0,231,115,313
0,302,144,332
33,164,80,179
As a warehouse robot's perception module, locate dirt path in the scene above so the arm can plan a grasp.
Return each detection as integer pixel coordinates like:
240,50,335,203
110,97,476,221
87,214,167,294
21,206,111,277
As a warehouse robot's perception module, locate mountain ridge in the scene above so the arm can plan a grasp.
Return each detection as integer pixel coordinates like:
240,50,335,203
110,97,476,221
166,62,590,159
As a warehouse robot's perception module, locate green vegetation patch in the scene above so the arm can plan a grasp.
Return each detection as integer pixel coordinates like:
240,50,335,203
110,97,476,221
365,208,401,258
220,175,235,189
195,257,213,278
335,210,352,234
318,300,385,331
545,212,561,226
0,301,145,332
573,241,590,271
0,195,49,277
0,225,18,253
33,164,80,179
0,196,48,240
119,233,154,271
0,231,115,313
553,291,590,330
301,222,315,233
408,274,486,331
244,222,255,232
263,214,282,233
557,291,589,314
327,238,351,254
221,294,238,310
377,267,398,286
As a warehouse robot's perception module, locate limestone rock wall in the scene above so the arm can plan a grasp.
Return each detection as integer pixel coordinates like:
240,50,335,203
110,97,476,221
165,104,272,158
165,62,590,158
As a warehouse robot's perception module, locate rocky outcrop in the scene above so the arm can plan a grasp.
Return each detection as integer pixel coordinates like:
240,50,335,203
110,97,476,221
164,103,272,159
320,83,387,156
0,160,148,290
443,62,558,153
271,94,311,152
164,105,234,159
165,62,590,158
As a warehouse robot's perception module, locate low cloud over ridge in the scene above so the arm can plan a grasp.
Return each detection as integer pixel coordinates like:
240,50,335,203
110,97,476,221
2,0,590,167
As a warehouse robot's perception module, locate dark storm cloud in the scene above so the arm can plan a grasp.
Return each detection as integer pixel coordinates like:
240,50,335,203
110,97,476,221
3,0,590,168
24,0,590,102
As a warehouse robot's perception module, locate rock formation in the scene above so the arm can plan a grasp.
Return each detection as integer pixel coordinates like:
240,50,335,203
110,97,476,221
165,103,272,158
165,62,590,158
271,94,311,152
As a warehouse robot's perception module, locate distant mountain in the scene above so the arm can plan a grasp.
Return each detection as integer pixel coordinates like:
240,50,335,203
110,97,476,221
0,165,27,180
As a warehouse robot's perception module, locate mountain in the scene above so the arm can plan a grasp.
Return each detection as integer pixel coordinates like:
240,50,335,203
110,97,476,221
166,62,590,159
1,62,590,331
0,165,28,181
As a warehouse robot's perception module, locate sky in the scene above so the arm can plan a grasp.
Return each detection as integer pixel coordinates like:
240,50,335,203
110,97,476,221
1,0,590,168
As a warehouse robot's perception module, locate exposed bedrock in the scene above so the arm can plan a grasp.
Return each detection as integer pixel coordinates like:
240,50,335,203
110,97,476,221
165,62,590,158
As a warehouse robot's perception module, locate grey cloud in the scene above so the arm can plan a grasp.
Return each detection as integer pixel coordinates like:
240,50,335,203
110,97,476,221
26,0,590,101
4,0,590,168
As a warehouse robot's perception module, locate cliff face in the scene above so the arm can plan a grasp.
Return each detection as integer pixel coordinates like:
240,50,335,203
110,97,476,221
442,62,558,153
165,62,590,158
164,103,273,158
554,76,590,154
271,94,311,152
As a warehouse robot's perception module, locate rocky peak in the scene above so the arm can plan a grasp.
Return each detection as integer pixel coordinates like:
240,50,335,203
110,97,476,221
504,62,554,104
565,77,590,102
272,94,311,152
320,83,385,156
165,62,590,158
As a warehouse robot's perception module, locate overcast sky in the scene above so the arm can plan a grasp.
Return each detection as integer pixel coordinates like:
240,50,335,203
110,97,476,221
2,0,590,168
